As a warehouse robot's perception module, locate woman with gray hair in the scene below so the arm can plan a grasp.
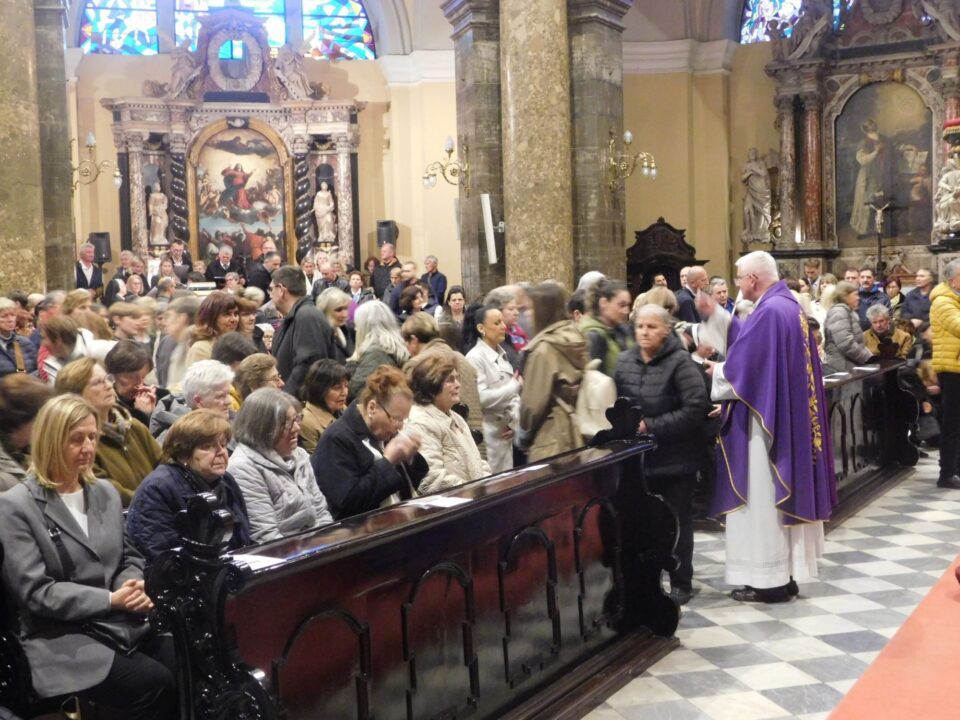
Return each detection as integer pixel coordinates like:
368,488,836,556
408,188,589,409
316,286,355,362
823,280,873,372
228,387,333,542
347,300,409,401
614,303,709,605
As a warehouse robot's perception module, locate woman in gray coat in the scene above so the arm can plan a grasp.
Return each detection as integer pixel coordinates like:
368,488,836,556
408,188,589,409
228,387,334,543
0,394,175,718
824,280,873,372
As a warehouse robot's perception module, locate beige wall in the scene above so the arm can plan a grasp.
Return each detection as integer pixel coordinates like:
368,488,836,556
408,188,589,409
621,43,778,283
71,54,461,287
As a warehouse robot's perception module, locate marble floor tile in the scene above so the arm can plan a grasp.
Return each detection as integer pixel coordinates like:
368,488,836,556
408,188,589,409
615,699,712,720
676,626,749,650
819,630,891,653
759,684,845,715
755,636,845,662
689,691,792,720
694,644,782,670
779,614,865,636
728,662,819,691
822,576,901,594
789,654,869,682
724,621,805,643
647,649,719,676
657,669,750,698
605,676,683,707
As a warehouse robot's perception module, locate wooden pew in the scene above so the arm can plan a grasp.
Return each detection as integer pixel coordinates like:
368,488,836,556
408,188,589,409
147,403,680,720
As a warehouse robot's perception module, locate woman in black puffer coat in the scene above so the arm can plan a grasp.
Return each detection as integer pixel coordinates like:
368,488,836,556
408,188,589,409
614,303,709,604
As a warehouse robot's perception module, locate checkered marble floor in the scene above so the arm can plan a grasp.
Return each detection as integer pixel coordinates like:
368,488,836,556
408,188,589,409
584,452,960,720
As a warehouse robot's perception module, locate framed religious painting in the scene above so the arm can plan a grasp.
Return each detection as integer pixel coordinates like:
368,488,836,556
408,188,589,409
833,80,934,249
187,119,294,268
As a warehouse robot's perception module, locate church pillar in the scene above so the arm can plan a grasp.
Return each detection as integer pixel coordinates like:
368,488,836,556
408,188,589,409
801,90,823,244
500,0,574,287
34,0,75,291
126,134,149,261
775,95,797,248
0,0,46,291
567,0,631,281
335,133,356,269
442,0,506,297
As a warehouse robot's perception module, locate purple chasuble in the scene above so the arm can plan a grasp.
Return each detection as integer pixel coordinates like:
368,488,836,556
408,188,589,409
711,281,837,525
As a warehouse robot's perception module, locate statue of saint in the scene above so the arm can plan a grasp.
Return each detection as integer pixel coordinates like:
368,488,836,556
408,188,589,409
741,148,772,243
149,183,169,246
313,181,337,243
168,40,202,99
274,44,317,101
935,156,960,235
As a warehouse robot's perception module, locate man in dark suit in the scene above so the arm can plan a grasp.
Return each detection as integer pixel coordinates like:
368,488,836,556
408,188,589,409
246,251,282,297
677,266,708,324
205,244,245,284
75,242,103,295
420,255,447,312
167,239,193,283
102,250,134,307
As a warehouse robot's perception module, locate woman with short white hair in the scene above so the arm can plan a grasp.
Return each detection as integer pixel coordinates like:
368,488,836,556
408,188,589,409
228,387,333,542
149,359,234,442
346,300,409,400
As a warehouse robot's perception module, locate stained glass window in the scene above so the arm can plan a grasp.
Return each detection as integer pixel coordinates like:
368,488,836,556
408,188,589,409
176,0,287,54
740,0,851,44
78,0,158,55
302,0,376,60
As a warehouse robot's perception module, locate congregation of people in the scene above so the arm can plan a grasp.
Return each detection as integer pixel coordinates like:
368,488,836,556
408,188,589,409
3,240,958,719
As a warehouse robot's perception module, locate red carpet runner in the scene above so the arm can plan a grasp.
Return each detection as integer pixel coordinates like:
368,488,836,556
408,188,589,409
831,555,960,719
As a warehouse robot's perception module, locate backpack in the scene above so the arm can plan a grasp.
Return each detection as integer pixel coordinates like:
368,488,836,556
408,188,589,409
575,358,617,441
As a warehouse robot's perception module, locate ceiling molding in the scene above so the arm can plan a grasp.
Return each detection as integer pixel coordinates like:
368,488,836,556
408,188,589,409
623,39,737,75
377,50,456,86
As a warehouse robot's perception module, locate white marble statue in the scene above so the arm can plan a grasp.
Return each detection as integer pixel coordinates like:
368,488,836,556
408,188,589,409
313,181,337,243
741,148,772,243
149,183,169,246
168,40,202,99
274,44,317,101
935,156,960,235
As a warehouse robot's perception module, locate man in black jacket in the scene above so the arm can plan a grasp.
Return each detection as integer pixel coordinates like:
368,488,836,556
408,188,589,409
246,251,282,297
372,243,402,299
677,266,708,324
270,265,336,398
205,245,245,284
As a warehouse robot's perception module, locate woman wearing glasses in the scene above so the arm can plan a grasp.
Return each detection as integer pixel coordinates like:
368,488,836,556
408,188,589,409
126,409,251,562
312,366,428,520
228,388,333,542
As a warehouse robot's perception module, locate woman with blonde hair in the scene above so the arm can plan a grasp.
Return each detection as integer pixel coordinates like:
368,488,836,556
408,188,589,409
234,352,285,400
347,300,409,400
316,286,355,362
0,394,177,717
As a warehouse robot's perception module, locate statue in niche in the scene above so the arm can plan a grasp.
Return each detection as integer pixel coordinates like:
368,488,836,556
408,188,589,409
913,0,960,41
168,40,202,99
273,42,326,101
741,148,772,243
769,0,831,62
935,156,960,235
149,183,169,246
313,181,337,243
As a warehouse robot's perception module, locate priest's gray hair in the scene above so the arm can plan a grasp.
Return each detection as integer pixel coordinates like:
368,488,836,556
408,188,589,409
736,251,779,283
944,258,960,281
865,304,890,321
634,303,674,329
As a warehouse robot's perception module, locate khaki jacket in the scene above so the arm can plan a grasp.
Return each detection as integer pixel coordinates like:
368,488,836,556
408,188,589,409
299,402,336,455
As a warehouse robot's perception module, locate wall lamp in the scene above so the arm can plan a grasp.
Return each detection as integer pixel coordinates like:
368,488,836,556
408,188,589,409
72,132,122,191
423,136,470,197
607,128,656,192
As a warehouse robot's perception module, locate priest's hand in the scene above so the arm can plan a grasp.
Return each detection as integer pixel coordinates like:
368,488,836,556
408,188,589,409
695,343,715,360
708,404,721,418
702,359,716,378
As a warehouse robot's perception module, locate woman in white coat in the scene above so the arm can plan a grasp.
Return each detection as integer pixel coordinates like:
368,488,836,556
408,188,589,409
465,306,521,473
406,354,490,494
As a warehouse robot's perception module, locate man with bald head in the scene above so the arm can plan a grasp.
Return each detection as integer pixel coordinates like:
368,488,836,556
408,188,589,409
677,266,708,323
372,242,402,299
702,251,836,603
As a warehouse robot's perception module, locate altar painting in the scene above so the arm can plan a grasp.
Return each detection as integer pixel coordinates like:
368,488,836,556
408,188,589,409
196,127,286,262
835,82,932,247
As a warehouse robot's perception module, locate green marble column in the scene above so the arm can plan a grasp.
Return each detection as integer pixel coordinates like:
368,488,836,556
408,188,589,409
0,0,46,292
500,0,574,288
568,0,631,281
443,0,506,298
34,0,75,291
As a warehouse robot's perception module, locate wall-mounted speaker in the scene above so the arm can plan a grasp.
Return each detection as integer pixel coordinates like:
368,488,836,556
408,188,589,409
89,232,112,264
376,220,398,248
480,194,498,264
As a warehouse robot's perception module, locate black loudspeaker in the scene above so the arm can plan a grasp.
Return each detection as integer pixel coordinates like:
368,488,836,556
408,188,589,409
376,220,398,248
89,232,112,264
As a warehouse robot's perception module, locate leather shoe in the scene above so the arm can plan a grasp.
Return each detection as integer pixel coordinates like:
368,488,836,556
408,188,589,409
787,578,799,597
670,587,693,606
937,475,960,489
730,585,793,604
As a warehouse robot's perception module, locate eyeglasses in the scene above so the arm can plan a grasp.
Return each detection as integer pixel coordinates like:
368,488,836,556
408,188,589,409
283,413,304,432
92,374,115,387
377,401,404,429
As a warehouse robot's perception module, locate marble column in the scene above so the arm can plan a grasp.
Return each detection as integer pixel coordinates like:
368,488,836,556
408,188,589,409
442,0,506,297
801,91,823,245
335,134,356,269
126,134,149,261
500,0,574,288
34,0,75,291
567,0,631,281
0,0,46,292
775,95,797,248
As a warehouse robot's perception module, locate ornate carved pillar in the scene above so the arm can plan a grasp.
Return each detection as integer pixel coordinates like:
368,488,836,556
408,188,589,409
442,0,505,297
0,0,46,291
500,0,574,287
168,134,189,244
335,134,356,269
775,95,797,248
126,134,149,261
943,53,960,122
34,0,75,291
802,90,823,245
567,0,632,281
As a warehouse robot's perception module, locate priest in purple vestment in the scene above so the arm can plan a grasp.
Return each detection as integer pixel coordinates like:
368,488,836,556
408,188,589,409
702,251,837,603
